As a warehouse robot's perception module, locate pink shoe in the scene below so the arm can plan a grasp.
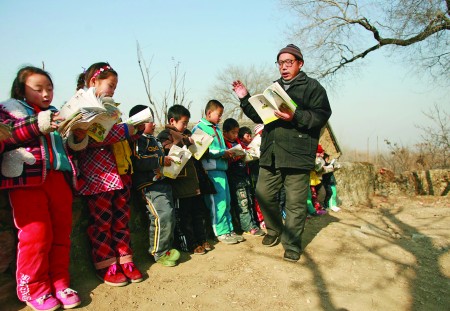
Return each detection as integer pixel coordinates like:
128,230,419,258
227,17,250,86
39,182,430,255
316,209,327,216
56,288,81,309
26,294,60,311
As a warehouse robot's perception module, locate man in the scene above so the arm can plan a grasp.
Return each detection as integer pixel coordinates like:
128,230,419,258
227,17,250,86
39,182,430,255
232,44,332,262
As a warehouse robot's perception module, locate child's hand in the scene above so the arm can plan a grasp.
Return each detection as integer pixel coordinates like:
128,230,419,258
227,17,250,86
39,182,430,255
222,150,234,159
127,124,136,135
51,112,65,130
163,156,173,166
72,129,87,142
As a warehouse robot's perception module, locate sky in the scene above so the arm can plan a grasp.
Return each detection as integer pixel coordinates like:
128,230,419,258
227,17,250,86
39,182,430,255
0,0,448,154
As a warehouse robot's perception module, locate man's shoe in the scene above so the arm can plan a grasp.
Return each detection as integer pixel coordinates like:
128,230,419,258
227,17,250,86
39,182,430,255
217,234,238,244
262,234,280,247
26,294,61,311
96,264,129,287
121,262,144,283
56,288,81,309
283,249,301,262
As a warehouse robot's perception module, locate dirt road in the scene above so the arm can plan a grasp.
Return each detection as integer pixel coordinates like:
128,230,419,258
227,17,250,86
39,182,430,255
4,195,449,311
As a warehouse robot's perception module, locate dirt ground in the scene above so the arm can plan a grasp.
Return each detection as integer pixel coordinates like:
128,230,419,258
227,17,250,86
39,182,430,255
3,195,450,311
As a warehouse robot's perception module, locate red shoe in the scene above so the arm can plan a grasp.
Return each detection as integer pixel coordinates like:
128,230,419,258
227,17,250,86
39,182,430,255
121,262,143,283
96,264,128,287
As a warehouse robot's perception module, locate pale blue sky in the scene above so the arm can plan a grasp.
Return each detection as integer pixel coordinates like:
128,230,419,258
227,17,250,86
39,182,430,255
1,0,448,153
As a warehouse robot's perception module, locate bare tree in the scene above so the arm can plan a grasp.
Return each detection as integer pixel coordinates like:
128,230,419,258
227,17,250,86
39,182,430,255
415,103,449,168
208,64,277,120
281,0,450,80
136,41,192,126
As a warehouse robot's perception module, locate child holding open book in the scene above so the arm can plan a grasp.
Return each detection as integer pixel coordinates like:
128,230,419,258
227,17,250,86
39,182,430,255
129,104,181,267
75,62,143,286
157,105,212,255
192,100,244,245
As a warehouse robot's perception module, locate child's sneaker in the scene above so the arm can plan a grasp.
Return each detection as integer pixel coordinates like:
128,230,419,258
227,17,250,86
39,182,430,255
121,262,143,283
167,249,180,261
244,227,266,236
202,241,212,251
56,288,81,309
217,234,238,244
193,245,206,255
329,206,341,212
156,253,177,267
26,294,60,311
231,231,245,242
96,264,128,287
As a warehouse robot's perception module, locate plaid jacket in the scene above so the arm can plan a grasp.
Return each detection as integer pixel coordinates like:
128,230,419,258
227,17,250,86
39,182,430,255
0,99,77,189
76,123,139,195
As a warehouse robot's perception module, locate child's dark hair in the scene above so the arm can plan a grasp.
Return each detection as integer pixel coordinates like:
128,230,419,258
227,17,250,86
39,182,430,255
129,104,154,119
238,126,251,139
168,104,190,121
10,66,53,99
204,99,223,115
77,62,118,90
223,118,239,132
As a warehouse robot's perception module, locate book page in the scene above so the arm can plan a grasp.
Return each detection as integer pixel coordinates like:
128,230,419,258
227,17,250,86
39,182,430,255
248,94,279,125
227,143,246,156
163,145,192,179
188,128,214,160
263,82,297,112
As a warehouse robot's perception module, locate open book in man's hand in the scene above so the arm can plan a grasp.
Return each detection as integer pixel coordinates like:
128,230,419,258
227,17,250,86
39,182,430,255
248,82,297,124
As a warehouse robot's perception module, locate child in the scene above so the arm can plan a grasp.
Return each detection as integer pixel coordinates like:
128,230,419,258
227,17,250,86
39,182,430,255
310,144,327,216
192,100,244,244
223,119,265,236
0,66,81,310
129,105,181,266
242,124,265,229
157,104,212,255
75,62,143,286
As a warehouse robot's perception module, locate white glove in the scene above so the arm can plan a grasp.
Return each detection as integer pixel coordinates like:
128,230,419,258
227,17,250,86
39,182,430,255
1,148,36,177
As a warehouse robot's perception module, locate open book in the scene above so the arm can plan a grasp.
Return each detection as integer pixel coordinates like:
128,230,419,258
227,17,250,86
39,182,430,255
188,128,214,160
244,134,261,162
227,143,246,157
162,145,192,179
123,107,153,126
248,82,297,124
58,88,121,142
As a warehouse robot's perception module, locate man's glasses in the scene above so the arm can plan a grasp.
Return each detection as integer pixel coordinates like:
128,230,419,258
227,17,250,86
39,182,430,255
275,59,297,67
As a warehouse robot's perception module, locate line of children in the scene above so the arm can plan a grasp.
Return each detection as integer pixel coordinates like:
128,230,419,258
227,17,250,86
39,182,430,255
223,118,265,236
3,64,339,310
